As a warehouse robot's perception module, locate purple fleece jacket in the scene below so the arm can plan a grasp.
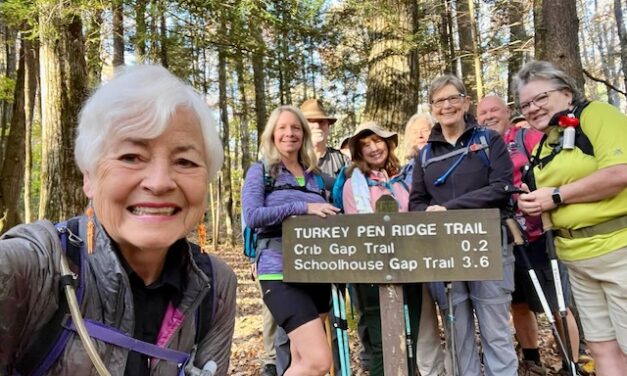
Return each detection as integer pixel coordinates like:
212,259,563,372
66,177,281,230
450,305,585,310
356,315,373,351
242,162,327,277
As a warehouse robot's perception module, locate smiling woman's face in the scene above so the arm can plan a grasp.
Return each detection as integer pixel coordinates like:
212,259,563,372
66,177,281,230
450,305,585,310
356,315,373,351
82,108,209,255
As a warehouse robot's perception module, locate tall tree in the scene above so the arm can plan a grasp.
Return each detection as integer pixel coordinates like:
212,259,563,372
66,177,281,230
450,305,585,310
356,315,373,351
112,0,124,67
615,0,627,94
251,20,268,146
38,1,88,221
134,0,147,62
538,0,584,88
438,0,455,73
23,34,38,224
217,17,234,246
85,7,103,87
235,51,252,173
507,0,528,103
363,0,417,132
456,0,483,100
0,31,26,233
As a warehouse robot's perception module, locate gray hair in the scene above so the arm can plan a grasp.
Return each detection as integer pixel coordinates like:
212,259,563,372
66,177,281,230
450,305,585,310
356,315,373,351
403,112,434,159
259,105,319,174
513,60,584,107
75,65,224,180
428,74,467,102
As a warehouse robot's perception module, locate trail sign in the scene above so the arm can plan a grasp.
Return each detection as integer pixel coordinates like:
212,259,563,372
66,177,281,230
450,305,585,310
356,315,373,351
282,208,502,283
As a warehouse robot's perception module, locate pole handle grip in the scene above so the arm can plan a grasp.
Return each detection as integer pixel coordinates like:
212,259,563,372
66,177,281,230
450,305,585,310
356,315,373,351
541,212,554,232
505,218,525,246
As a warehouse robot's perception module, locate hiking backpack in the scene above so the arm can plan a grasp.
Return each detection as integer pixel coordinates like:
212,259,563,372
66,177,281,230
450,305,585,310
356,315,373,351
14,217,215,376
522,100,593,189
242,161,326,260
419,126,491,186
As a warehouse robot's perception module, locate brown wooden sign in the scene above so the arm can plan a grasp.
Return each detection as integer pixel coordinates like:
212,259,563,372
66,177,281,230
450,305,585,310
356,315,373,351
282,208,503,283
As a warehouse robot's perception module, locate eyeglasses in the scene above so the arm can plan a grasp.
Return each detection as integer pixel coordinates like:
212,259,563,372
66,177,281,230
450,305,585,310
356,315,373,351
518,89,562,114
431,94,466,108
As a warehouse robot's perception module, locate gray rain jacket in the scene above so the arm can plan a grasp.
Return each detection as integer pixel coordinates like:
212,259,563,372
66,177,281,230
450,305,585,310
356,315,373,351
0,217,237,376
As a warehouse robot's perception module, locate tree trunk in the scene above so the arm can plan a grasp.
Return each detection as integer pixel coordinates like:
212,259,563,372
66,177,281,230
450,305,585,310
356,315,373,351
1,26,17,164
112,0,125,67
539,0,585,89
23,36,38,224
363,0,418,133
85,8,103,87
235,52,252,173
251,22,267,149
533,0,546,60
0,33,26,233
508,0,527,103
615,0,627,94
134,0,148,62
218,20,234,246
38,1,88,221
438,0,455,74
159,1,168,68
456,0,482,101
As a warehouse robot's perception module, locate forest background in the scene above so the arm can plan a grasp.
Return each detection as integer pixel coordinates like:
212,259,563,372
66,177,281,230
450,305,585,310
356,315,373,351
0,0,626,247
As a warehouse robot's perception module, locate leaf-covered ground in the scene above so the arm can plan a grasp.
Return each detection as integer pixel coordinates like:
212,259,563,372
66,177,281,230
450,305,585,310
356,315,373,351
219,243,594,375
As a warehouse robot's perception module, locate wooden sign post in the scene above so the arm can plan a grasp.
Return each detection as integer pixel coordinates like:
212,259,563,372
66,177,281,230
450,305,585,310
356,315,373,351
375,195,408,375
281,207,503,375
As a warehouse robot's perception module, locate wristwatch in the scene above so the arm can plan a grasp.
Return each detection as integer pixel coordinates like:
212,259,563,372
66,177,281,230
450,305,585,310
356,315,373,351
552,187,564,205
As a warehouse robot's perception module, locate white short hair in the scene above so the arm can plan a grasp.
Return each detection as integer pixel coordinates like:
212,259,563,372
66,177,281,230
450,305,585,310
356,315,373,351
74,65,223,180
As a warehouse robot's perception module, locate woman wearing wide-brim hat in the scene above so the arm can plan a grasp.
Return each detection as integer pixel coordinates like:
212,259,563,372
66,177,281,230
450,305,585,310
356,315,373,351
340,121,422,375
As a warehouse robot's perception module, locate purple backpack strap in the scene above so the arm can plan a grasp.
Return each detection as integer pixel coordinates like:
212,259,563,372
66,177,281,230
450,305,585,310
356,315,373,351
64,319,191,370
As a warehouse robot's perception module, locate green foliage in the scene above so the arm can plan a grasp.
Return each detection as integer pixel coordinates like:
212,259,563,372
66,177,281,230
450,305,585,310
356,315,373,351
0,76,16,103
0,0,36,28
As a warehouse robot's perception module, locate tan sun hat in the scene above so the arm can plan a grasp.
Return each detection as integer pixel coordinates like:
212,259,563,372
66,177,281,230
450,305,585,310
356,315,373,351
300,99,337,124
348,121,398,158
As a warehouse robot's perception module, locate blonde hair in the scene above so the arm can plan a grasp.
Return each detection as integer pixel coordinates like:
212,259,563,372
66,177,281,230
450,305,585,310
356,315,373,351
259,106,319,176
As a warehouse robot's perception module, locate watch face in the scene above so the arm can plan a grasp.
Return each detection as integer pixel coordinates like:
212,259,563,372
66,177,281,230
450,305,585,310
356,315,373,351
552,190,562,204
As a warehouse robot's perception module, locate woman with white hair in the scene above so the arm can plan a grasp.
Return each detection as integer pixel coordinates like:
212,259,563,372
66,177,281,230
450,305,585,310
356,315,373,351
0,65,237,376
242,105,339,376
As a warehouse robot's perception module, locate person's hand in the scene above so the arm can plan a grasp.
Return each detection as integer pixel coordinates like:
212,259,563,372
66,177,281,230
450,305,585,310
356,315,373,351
311,129,325,145
307,203,340,218
250,263,257,281
426,205,447,212
518,186,557,216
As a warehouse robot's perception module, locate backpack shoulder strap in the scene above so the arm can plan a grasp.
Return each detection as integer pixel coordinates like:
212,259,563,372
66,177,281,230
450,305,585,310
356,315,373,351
475,127,491,167
514,127,530,160
16,217,85,376
190,244,215,344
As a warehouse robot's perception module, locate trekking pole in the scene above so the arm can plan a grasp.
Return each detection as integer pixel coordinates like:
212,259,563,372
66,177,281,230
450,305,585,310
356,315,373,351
540,213,577,376
402,286,416,376
338,286,351,376
445,282,459,376
505,218,573,369
331,283,351,376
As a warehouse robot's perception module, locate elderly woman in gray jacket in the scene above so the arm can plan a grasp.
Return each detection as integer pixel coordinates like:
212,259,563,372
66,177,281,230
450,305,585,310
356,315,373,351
0,65,237,376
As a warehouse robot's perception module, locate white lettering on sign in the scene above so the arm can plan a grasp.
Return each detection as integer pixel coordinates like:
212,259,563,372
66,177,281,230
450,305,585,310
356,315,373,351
443,222,487,235
329,243,357,257
294,226,350,239
294,258,385,271
294,244,322,255
364,242,395,254
389,257,418,271
422,256,455,269
357,225,385,237
391,223,437,236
